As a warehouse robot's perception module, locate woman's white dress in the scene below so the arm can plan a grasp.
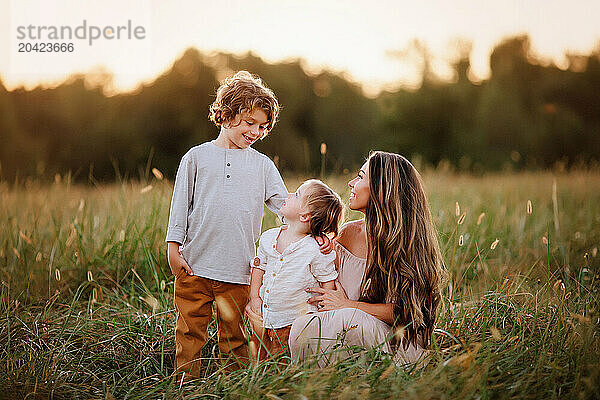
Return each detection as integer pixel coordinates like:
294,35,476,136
289,242,426,366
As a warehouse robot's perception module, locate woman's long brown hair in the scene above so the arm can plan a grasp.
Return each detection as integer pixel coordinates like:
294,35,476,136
358,151,446,349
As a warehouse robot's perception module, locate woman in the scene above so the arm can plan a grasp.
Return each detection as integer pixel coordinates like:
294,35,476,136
289,151,446,366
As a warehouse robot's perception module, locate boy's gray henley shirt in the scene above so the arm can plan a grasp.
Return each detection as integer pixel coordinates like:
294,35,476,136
165,141,287,284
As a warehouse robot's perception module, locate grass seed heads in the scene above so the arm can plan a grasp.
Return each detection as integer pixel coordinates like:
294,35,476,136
152,168,164,180
490,238,500,250
477,213,486,225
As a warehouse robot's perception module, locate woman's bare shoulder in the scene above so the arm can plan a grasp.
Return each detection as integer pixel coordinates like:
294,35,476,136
337,219,366,257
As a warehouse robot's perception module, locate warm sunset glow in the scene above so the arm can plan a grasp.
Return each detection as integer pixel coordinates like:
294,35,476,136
1,0,599,95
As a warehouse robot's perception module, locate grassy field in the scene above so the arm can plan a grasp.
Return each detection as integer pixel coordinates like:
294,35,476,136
0,170,599,399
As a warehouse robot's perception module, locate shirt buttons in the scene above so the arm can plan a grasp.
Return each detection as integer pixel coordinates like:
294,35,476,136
263,304,268,308
272,273,276,277
227,163,231,167
279,257,283,262
226,174,230,178
265,289,269,293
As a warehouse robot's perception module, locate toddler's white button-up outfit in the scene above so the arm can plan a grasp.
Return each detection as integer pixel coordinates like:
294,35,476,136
253,227,338,329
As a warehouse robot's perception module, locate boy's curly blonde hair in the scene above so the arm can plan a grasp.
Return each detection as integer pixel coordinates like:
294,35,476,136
208,71,280,137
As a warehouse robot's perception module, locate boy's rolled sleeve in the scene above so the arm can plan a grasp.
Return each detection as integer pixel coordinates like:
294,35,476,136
264,159,287,217
165,152,196,244
310,251,338,282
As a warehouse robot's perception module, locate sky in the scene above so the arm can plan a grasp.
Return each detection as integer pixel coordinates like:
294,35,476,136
2,0,600,96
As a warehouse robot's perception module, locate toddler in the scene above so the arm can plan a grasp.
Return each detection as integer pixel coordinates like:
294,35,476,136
245,179,344,362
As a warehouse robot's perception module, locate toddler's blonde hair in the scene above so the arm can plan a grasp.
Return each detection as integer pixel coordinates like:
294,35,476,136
302,179,344,238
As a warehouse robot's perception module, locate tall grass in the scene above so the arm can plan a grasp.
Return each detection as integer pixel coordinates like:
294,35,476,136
0,171,598,399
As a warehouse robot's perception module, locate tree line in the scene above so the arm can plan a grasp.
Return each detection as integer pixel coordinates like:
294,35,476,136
1,35,599,182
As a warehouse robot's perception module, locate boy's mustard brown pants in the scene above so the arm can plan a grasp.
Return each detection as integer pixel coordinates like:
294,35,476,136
174,272,250,376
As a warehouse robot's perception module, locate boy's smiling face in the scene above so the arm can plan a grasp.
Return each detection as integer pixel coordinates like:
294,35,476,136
218,108,268,149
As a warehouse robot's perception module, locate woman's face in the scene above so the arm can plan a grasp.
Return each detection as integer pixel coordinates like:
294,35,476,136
348,160,370,212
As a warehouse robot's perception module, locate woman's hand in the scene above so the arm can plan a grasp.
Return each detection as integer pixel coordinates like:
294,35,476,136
314,235,333,254
306,280,353,311
167,242,193,276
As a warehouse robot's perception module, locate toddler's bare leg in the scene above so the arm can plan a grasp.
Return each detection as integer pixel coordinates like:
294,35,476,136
268,326,292,365
246,311,266,364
